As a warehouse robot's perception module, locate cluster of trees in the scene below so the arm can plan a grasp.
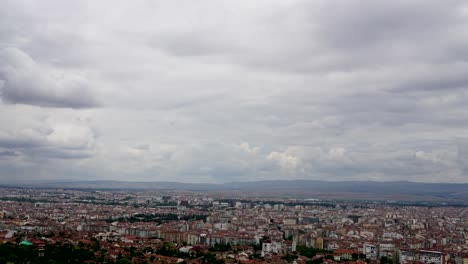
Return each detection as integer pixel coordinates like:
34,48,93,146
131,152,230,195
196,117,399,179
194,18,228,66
217,199,337,208
0,239,228,264
113,242,227,264
296,245,332,258
380,255,393,264
295,246,372,263
1,236,384,264
0,242,96,264
117,242,225,264
106,213,208,223
81,200,127,206
208,243,232,252
278,246,339,264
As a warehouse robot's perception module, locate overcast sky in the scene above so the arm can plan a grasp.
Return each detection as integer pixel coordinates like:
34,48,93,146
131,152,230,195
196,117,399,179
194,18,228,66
1,0,468,183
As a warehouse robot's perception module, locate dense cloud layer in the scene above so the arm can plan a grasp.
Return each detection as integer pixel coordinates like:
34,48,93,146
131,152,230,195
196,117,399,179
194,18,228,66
1,0,468,183
0,48,98,108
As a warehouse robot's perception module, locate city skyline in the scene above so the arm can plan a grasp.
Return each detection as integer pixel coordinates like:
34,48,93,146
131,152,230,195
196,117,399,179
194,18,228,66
1,1,468,183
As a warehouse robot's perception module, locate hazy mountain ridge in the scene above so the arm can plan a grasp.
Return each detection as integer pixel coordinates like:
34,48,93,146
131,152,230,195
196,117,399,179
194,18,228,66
3,179,467,203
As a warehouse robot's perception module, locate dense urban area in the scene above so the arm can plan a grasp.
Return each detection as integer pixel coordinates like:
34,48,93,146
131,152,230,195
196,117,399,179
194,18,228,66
0,188,467,264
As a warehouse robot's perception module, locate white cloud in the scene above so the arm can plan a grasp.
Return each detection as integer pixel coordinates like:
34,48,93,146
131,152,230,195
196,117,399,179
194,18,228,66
0,48,98,108
239,142,259,155
267,150,301,170
328,147,346,160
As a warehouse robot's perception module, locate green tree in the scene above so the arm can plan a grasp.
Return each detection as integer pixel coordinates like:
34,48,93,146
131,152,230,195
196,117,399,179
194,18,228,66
381,256,393,264
116,258,132,264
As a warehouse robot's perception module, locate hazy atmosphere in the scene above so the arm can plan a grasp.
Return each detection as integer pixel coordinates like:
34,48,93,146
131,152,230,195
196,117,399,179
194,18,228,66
1,0,468,183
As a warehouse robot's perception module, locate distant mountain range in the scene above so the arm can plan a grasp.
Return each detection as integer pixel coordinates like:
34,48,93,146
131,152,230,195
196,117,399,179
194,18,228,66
2,179,468,204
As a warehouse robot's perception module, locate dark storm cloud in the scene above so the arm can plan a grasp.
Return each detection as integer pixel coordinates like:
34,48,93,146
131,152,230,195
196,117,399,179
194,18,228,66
1,87,98,109
0,137,42,149
28,147,94,160
389,71,468,93
0,150,18,158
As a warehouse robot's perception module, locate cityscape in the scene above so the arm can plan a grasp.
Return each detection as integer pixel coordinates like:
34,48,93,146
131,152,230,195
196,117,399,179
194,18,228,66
2,0,468,263
0,184,467,263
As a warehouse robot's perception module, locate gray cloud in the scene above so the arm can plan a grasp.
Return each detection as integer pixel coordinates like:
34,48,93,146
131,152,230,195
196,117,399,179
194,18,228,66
0,108,97,166
150,32,239,57
0,0,467,183
0,48,98,108
0,150,18,158
313,1,462,49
